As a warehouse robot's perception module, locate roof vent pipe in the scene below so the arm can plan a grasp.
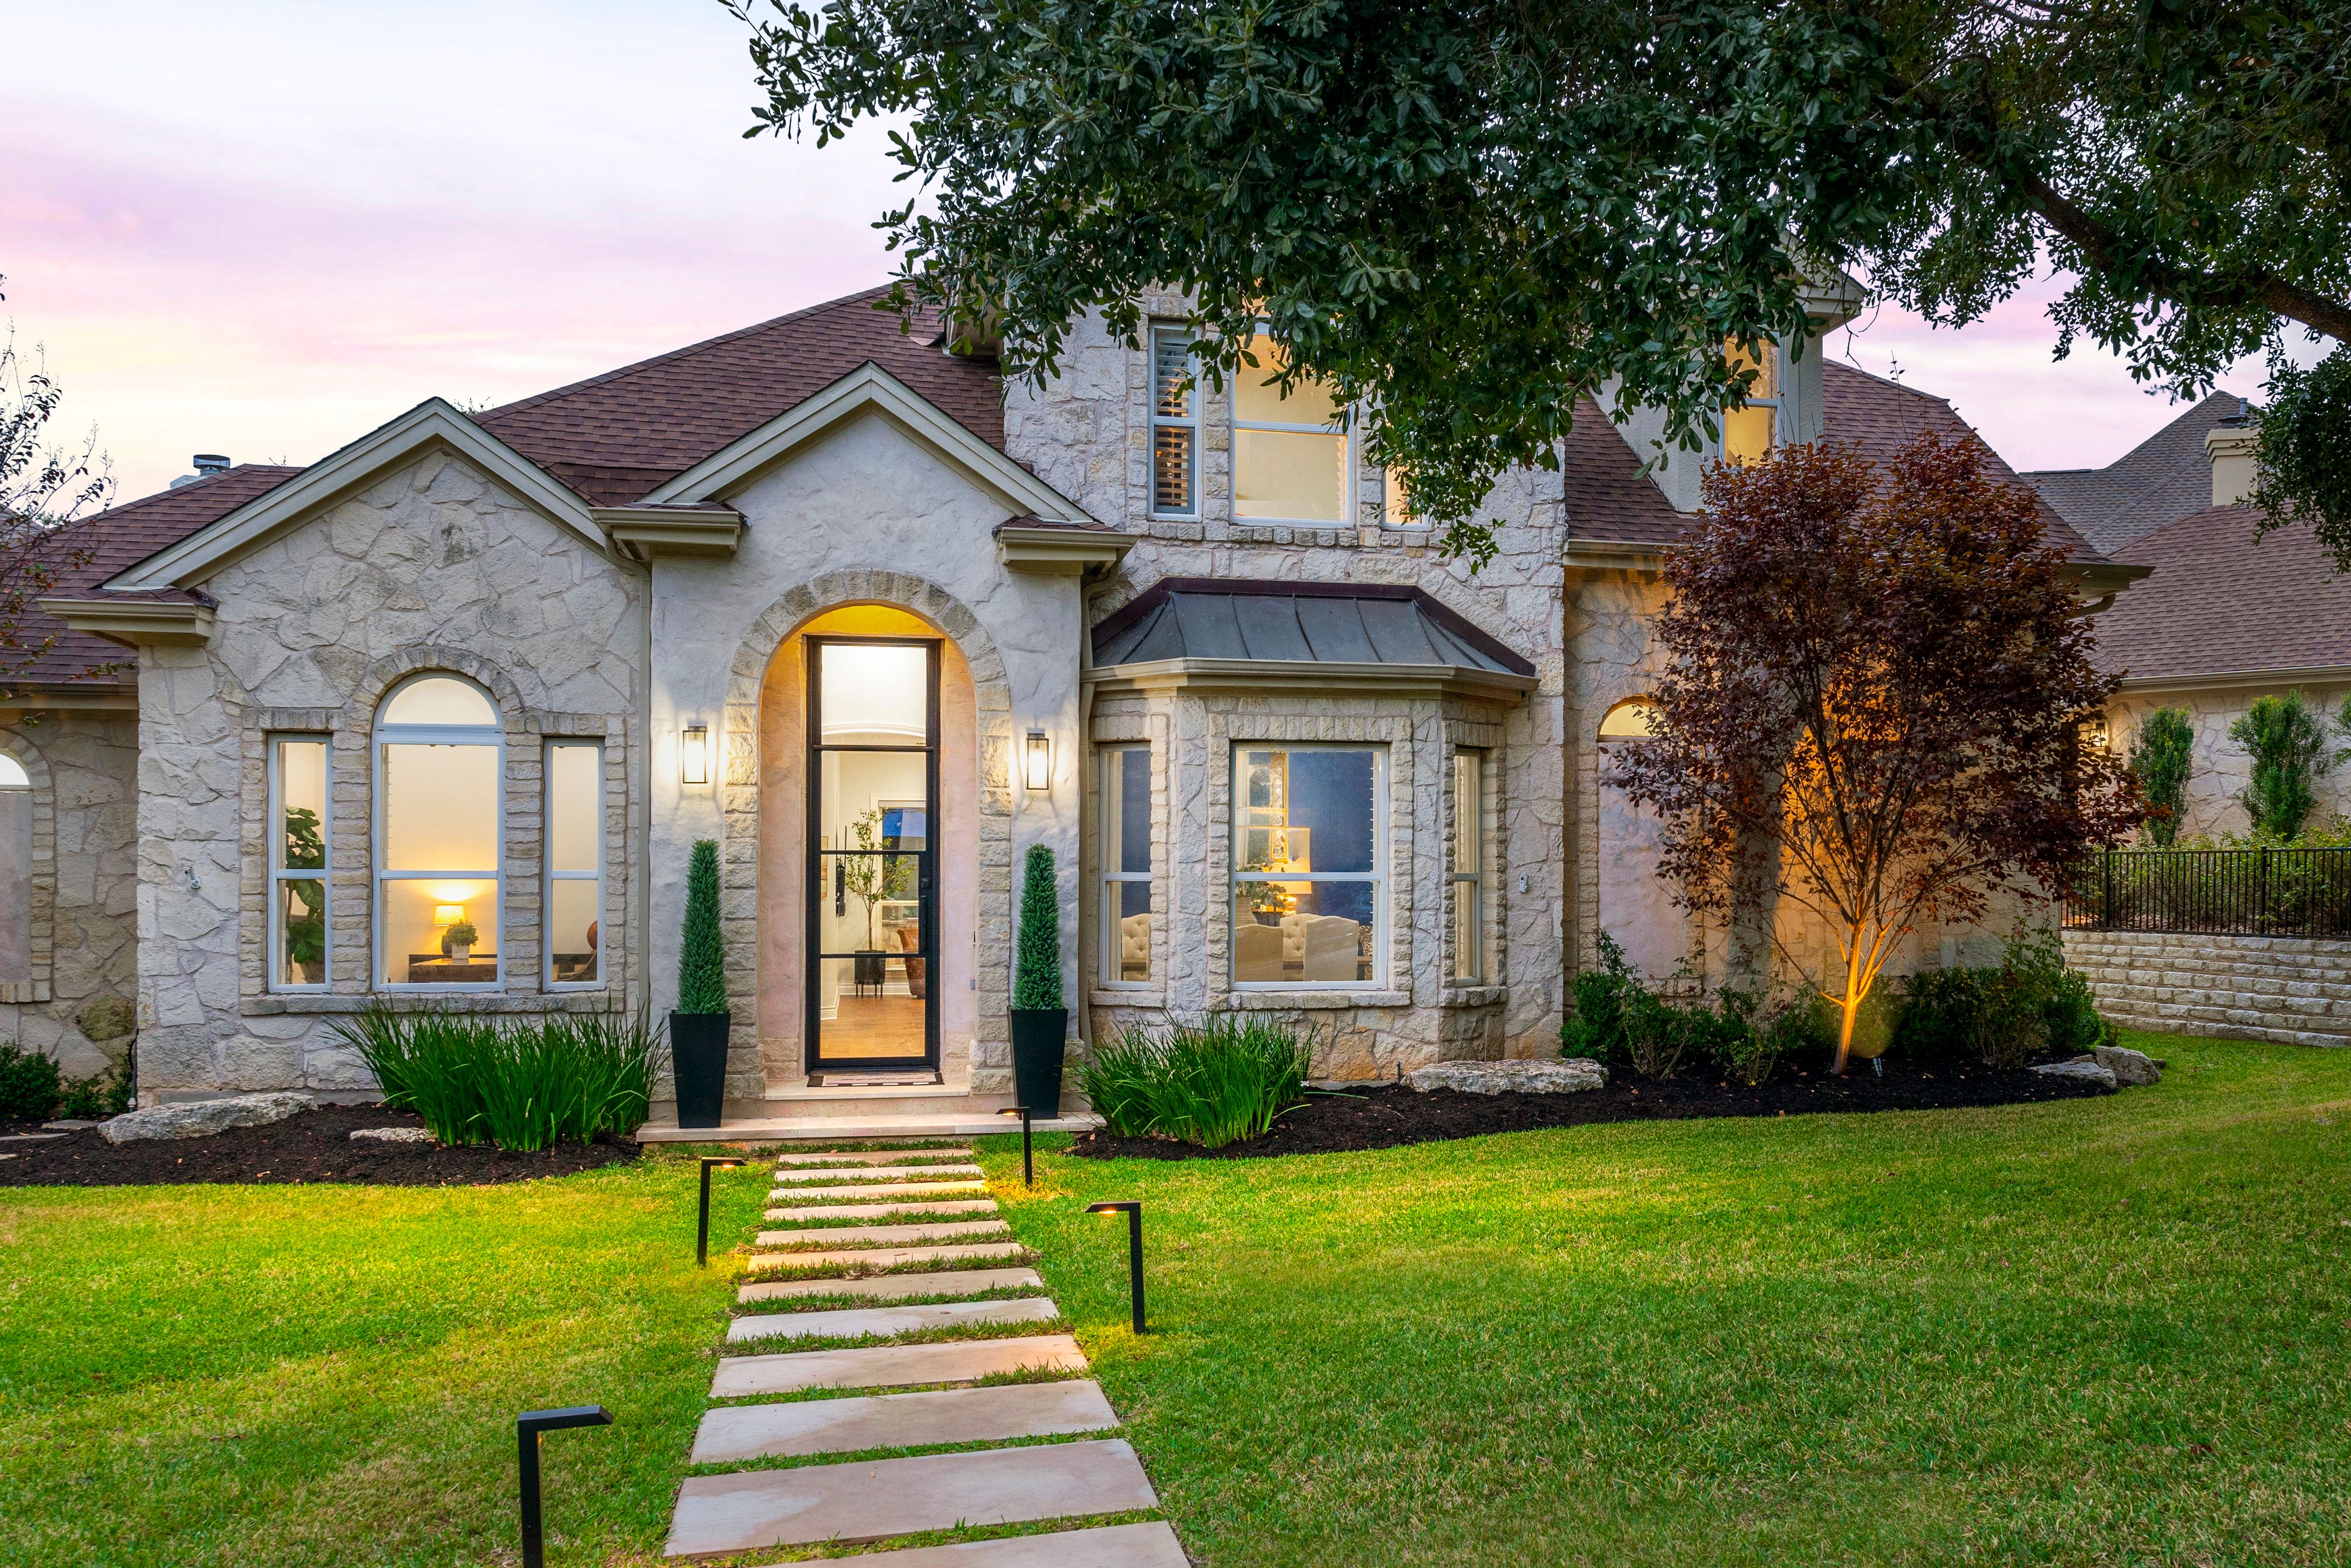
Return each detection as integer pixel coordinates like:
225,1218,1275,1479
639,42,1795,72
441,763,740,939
192,453,230,477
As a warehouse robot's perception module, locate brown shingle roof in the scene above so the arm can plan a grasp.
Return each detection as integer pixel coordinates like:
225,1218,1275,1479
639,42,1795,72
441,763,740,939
2022,389,2248,554
1559,394,1687,546
476,286,1005,506
2090,504,2351,681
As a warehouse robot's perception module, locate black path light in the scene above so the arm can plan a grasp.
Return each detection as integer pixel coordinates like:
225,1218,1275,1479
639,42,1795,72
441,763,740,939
997,1105,1039,1187
516,1404,612,1568
1085,1200,1147,1335
697,1155,745,1267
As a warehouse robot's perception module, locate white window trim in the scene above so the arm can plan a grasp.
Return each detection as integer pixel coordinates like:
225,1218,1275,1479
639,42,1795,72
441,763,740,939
1232,325,1355,528
1448,749,1485,984
373,679,505,994
1718,338,1784,461
267,734,331,993
1229,742,1387,991
1098,743,1153,988
1148,327,1200,521
544,739,606,992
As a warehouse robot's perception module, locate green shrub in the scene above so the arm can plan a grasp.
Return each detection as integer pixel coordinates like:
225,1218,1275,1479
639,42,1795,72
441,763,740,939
2128,707,2195,846
331,1004,665,1151
1891,928,2115,1069
1078,1016,1310,1147
1013,843,1063,1011
0,1041,63,1120
678,838,727,1015
1560,932,1641,1063
57,1061,134,1119
1564,941,1825,1084
2232,692,2332,841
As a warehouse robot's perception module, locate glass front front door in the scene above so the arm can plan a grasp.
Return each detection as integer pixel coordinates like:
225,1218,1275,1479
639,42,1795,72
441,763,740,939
807,638,939,1069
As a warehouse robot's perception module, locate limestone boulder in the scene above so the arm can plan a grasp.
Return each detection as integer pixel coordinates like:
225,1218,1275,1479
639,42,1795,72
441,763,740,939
2094,1045,2162,1086
2028,1059,2118,1089
101,1092,315,1144
1405,1058,1608,1096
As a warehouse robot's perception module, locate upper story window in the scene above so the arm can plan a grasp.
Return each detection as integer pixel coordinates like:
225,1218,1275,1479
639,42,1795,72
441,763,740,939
1149,328,1199,518
375,673,502,990
1234,331,1348,525
1721,338,1780,467
1233,743,1384,987
269,736,330,989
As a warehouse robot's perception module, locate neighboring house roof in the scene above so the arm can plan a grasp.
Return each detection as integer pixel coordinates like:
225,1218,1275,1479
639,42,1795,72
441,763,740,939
2022,389,2249,554
1093,578,1536,678
476,286,1005,506
9,464,300,685
2089,504,2351,683
1567,362,2105,564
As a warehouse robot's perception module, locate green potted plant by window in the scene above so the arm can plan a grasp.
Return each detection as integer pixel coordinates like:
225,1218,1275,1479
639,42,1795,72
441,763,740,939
671,837,729,1129
1008,843,1067,1112
440,920,479,966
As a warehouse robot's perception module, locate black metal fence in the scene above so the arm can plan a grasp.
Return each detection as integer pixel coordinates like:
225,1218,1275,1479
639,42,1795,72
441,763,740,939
2065,846,2351,938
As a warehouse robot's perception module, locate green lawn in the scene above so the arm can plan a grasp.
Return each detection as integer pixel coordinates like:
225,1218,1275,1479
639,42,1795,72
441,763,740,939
5,1033,2348,1566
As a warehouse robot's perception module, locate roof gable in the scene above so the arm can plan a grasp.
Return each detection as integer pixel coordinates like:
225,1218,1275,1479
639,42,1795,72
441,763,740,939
2022,389,2249,553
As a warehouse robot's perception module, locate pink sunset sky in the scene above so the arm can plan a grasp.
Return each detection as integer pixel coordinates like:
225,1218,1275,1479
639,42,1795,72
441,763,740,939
8,0,2272,505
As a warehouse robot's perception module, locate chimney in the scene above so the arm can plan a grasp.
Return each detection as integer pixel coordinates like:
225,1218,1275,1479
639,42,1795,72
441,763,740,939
2204,406,2257,508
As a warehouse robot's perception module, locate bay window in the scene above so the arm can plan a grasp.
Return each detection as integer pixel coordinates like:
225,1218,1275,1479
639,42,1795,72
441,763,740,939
1449,750,1485,982
375,674,502,989
1233,744,1383,986
1100,745,1152,984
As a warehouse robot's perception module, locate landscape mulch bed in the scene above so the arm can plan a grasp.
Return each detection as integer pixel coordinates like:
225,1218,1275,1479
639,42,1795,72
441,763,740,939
0,1103,640,1188
1069,1052,2121,1160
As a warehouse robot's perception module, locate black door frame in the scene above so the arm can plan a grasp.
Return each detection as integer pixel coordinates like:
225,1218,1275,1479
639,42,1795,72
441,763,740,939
803,635,942,1075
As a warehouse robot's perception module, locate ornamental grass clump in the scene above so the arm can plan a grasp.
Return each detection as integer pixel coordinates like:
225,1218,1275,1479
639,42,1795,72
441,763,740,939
1079,1016,1311,1149
333,1003,665,1152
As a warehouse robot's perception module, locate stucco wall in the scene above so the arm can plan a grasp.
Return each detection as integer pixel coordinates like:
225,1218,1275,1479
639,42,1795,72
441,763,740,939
2063,928,2351,1047
2107,682,2351,842
0,712,141,1080
135,449,645,1102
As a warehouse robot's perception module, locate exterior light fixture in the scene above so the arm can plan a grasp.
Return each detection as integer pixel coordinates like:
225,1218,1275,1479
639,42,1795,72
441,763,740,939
1085,1200,1147,1334
697,1155,744,1266
680,724,710,786
998,1104,1038,1187
516,1405,612,1568
1024,729,1051,792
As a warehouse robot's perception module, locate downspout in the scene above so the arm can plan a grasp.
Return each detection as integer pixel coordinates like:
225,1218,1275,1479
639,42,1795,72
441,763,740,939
636,551,655,1024
1076,567,1098,1056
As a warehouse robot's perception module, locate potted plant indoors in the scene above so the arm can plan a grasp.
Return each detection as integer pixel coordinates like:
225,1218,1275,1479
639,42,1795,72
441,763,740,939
1008,843,1067,1113
440,920,479,965
671,837,729,1129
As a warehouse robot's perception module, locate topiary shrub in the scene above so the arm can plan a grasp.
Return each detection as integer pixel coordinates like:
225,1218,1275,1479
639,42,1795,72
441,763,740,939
2232,691,2332,841
678,837,727,1015
0,1042,64,1120
1012,843,1063,1011
2129,707,2195,846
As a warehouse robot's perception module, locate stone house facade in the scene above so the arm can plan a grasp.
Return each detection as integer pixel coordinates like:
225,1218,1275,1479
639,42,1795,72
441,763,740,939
11,281,2143,1113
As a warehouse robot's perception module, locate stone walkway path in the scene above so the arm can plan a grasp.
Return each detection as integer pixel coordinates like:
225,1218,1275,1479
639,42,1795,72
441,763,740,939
664,1143,1187,1563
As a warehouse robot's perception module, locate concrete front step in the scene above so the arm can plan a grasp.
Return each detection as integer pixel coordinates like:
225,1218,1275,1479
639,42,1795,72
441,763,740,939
711,1334,1086,1398
770,1164,983,1184
637,1113,1100,1145
834,1522,1191,1567
747,1242,1029,1275
739,1267,1043,1307
774,1148,975,1165
766,1181,988,1202
766,1199,999,1223
728,1296,1058,1344
663,1439,1155,1557
688,1378,1118,1463
754,1220,1010,1250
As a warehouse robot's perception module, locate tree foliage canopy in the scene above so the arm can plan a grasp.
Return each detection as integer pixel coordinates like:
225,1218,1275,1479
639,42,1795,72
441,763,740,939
1603,434,2139,1072
1,277,114,693
734,0,2351,563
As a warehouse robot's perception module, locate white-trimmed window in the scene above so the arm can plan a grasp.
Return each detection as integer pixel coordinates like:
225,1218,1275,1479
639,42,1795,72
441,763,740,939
1232,743,1384,987
1449,749,1485,982
1149,328,1199,518
1233,329,1349,525
1721,337,1780,467
545,740,604,988
268,736,331,989
1100,745,1152,985
1598,697,1661,741
374,673,503,990
0,754,31,984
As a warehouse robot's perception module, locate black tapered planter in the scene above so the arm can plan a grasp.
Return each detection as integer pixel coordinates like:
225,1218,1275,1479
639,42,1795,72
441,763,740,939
1008,1008,1068,1114
670,1011,731,1130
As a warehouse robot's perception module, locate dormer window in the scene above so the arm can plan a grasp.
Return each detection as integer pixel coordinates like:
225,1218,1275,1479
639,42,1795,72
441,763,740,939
1721,338,1780,466
1234,330,1348,524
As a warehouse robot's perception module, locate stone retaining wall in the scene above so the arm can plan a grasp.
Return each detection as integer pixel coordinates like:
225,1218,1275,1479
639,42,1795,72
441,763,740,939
2061,930,2351,1047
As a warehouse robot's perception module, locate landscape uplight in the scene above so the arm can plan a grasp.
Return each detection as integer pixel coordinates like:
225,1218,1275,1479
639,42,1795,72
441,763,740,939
1085,1200,1146,1335
698,1156,744,1266
998,1104,1038,1187
516,1404,611,1568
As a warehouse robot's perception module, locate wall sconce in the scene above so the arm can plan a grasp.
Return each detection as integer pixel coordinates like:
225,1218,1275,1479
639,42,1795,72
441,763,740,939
1024,729,1051,792
680,724,709,785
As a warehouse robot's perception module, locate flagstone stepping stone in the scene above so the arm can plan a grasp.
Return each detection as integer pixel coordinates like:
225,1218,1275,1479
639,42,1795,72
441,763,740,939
728,1296,1058,1345
738,1267,1043,1306
836,1521,1191,1567
710,1334,1085,1398
766,1199,999,1223
774,1147,973,1165
689,1379,1119,1463
767,1182,987,1202
754,1220,1009,1249
770,1165,983,1185
746,1242,1028,1274
663,1438,1154,1557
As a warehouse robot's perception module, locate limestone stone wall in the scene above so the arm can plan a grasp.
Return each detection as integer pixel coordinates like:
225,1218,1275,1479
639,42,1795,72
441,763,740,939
0,712,140,1080
2062,929,2351,1047
2105,681,2351,843
136,449,645,1102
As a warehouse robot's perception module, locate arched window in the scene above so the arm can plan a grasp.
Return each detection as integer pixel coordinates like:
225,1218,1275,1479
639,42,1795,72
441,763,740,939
0,754,29,983
374,674,502,988
1598,697,1661,740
